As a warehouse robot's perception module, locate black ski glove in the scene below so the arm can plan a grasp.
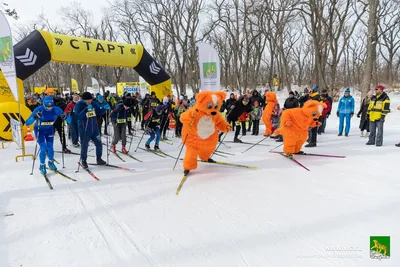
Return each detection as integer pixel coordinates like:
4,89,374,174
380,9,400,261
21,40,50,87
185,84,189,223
35,111,42,119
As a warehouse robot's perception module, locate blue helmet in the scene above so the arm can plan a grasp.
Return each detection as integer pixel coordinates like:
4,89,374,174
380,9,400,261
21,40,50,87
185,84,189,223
43,96,54,108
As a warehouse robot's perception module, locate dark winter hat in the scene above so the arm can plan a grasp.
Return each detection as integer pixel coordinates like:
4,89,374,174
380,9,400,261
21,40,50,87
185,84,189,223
345,88,350,93
151,91,156,95
242,96,249,103
123,98,132,106
82,92,93,100
289,91,294,96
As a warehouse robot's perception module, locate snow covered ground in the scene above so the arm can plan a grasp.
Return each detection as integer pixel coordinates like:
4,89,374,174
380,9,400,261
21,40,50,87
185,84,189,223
1,93,400,267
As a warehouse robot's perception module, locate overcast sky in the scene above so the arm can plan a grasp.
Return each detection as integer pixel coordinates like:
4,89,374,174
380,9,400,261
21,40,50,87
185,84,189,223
8,0,109,32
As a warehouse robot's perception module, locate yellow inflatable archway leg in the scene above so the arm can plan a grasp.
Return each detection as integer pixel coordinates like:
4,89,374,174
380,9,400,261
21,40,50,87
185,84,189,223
150,79,172,100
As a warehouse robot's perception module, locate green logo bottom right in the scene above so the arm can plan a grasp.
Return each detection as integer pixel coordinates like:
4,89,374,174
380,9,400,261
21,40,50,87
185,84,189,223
370,236,390,260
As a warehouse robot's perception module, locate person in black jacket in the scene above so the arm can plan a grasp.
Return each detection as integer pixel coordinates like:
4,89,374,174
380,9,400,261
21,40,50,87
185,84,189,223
140,93,151,130
305,86,322,147
298,88,310,107
52,91,71,153
319,89,333,133
144,104,165,151
160,96,173,140
219,95,252,143
110,98,132,154
248,90,264,131
224,93,237,131
283,91,299,110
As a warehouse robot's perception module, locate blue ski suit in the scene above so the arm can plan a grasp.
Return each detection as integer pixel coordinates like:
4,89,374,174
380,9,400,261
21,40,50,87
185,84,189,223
74,100,110,161
26,105,64,164
337,95,355,134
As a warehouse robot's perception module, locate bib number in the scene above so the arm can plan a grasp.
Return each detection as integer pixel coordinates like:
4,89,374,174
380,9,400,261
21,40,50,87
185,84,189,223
235,121,241,126
117,118,126,123
41,121,54,126
87,110,96,118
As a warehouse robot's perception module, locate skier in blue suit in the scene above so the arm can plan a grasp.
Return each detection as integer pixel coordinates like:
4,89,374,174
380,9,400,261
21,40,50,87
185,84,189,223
74,92,111,168
337,88,355,136
26,96,66,174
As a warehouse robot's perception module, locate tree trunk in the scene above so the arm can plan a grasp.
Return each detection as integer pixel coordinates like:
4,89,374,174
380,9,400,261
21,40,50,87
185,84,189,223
361,0,379,100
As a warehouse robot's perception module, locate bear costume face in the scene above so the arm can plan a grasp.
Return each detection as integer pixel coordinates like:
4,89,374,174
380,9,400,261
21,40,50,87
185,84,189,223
301,100,327,122
195,91,226,116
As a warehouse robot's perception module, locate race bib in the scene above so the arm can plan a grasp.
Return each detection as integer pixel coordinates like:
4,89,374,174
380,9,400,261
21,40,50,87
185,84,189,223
117,118,126,123
87,110,96,118
152,118,160,123
235,121,241,126
41,121,54,126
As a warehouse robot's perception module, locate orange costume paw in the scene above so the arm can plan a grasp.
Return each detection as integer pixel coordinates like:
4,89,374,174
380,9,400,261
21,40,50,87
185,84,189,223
274,100,327,154
262,92,278,136
180,91,230,171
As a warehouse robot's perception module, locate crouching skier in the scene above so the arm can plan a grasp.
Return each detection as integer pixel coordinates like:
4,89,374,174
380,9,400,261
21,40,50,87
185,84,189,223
26,96,66,174
74,92,111,169
110,98,132,153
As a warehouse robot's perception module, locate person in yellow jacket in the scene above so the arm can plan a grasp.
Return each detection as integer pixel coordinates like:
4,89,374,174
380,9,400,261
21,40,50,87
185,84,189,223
366,85,390,147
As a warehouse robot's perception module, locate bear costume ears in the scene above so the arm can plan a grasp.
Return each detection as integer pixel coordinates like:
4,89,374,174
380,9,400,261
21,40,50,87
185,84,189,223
196,91,226,105
303,100,327,116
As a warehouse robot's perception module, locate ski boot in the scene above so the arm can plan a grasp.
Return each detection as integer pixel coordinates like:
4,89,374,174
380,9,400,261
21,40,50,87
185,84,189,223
39,163,47,175
121,146,128,154
73,142,80,148
63,147,72,153
285,153,293,159
395,143,400,147
305,142,316,147
80,160,88,169
184,170,190,176
97,158,107,165
48,160,57,171
111,144,117,153
338,133,343,136
294,151,306,155
233,137,242,143
145,143,150,149
205,158,216,163
154,144,160,151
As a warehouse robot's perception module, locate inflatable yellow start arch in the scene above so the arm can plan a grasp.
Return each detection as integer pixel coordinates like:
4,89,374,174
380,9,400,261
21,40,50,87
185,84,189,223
0,30,172,140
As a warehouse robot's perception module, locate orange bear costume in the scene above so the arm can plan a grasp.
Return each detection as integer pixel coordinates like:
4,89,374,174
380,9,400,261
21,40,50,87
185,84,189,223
180,91,231,175
262,92,278,136
273,100,327,156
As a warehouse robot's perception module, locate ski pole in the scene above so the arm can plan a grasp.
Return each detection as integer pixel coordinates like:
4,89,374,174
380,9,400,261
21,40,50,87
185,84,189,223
172,116,195,171
105,110,109,165
269,142,283,152
30,120,41,175
61,119,65,168
134,114,152,152
76,115,90,173
241,136,269,153
211,131,228,158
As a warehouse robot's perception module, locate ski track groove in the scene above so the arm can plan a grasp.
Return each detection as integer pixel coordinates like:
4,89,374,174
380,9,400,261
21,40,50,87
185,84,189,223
91,187,156,266
201,193,250,267
73,191,122,263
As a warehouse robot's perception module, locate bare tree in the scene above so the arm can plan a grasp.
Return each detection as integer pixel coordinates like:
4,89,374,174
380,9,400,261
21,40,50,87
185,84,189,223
1,2,18,19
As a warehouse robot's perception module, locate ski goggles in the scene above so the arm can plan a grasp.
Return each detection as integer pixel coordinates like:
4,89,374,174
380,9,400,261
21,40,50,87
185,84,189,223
44,102,54,107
